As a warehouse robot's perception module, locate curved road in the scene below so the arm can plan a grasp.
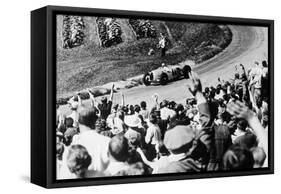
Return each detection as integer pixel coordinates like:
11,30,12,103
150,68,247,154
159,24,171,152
59,25,268,113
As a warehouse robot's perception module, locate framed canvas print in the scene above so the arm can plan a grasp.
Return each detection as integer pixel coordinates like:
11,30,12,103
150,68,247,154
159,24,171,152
31,5,274,188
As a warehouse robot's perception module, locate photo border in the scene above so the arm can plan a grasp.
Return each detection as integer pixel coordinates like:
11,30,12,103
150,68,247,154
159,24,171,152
42,5,274,188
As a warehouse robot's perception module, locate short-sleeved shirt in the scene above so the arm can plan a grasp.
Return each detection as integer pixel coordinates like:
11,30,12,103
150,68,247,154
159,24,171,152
140,109,149,120
145,123,161,145
71,130,110,171
250,67,263,89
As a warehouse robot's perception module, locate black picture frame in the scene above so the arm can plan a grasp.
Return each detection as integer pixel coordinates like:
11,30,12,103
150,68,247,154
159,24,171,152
31,5,274,188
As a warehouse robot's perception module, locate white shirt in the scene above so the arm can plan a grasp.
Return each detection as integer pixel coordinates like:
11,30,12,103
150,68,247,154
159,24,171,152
159,37,166,48
105,161,129,176
57,130,110,179
152,153,187,174
71,130,110,171
145,123,161,145
250,67,263,88
140,109,149,120
160,107,176,120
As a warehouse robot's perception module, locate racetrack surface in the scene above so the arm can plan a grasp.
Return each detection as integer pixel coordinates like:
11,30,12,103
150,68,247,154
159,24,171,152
59,25,268,114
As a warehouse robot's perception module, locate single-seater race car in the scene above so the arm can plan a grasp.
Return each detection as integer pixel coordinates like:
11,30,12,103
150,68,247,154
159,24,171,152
142,63,192,86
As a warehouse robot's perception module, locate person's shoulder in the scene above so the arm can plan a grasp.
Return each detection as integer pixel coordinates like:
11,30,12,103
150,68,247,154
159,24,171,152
85,170,105,178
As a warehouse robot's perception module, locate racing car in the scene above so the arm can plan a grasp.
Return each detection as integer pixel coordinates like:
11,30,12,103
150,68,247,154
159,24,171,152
142,63,192,86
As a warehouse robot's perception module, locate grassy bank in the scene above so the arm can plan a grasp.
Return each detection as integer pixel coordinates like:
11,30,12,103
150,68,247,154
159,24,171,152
57,20,232,100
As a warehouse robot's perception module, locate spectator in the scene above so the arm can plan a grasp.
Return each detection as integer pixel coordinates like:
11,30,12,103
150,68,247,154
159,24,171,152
67,94,81,127
105,135,130,175
56,59,269,179
231,119,250,142
97,84,115,120
223,145,254,170
252,147,266,168
145,113,162,160
140,101,149,120
158,33,168,57
155,125,201,173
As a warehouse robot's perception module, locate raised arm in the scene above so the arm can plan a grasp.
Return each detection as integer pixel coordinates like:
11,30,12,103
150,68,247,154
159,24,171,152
152,93,160,111
187,72,211,126
226,101,268,156
187,72,213,150
87,89,96,108
77,93,82,107
239,64,248,79
136,148,156,169
109,84,115,102
120,92,125,107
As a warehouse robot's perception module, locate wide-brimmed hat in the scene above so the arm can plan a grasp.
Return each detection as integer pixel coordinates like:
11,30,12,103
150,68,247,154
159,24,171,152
124,115,141,128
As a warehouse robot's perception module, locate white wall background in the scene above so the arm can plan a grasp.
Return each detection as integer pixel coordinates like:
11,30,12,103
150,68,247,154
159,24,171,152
0,0,279,192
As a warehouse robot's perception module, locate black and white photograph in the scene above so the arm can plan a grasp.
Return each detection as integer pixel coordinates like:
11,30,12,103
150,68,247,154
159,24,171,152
55,14,271,180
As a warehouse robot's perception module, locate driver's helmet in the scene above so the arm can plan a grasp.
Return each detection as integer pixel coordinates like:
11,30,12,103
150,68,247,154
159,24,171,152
161,63,166,67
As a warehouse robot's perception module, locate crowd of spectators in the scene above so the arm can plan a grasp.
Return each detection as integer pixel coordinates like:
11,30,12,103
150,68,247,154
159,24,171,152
56,60,269,179
129,19,157,39
96,18,122,47
62,16,85,49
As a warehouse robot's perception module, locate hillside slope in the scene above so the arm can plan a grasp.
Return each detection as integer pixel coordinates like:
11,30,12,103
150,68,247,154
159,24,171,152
56,16,232,97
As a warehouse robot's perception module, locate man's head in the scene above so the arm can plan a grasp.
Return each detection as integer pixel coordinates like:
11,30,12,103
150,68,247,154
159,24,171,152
65,117,74,128
140,101,147,109
56,142,64,160
223,145,254,170
164,125,195,155
168,101,176,110
237,119,248,131
78,106,98,129
262,60,268,68
149,112,158,124
112,104,119,112
236,132,258,149
175,103,184,114
67,144,92,178
101,96,107,104
234,73,240,80
134,104,141,113
108,134,129,162
161,100,169,108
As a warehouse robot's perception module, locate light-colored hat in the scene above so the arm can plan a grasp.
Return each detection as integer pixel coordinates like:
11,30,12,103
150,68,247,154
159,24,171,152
124,115,141,128
164,125,195,151
71,101,79,109
124,128,141,144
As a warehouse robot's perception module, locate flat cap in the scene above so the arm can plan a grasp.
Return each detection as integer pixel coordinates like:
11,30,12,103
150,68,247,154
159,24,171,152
164,125,195,151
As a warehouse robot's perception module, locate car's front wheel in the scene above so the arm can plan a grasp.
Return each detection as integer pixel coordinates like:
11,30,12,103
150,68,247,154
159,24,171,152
143,73,152,86
160,73,168,85
183,65,192,79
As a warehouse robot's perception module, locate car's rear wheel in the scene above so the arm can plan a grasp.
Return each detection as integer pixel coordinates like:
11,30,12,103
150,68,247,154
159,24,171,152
183,65,192,79
160,73,168,85
143,73,151,86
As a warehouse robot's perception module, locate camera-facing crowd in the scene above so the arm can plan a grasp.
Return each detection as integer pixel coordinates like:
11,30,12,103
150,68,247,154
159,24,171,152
56,60,269,179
